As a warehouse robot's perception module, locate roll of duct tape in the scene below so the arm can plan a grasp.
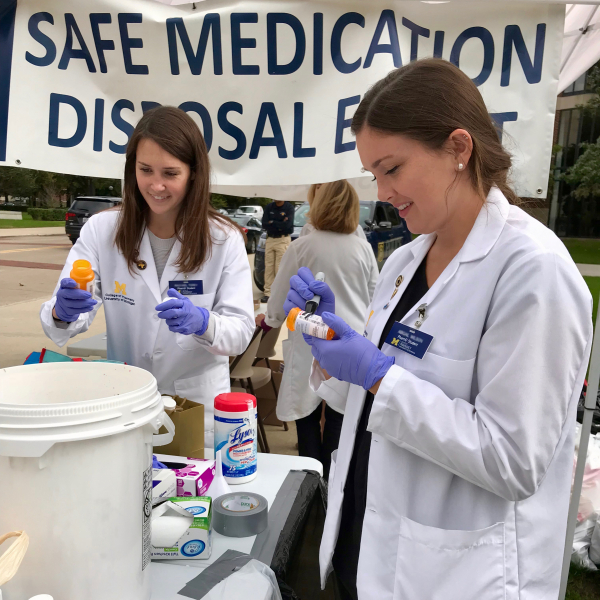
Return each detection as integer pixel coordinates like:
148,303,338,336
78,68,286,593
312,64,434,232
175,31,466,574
212,493,268,538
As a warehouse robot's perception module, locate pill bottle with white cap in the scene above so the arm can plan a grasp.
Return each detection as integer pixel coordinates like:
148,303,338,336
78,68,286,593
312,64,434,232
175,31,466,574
214,393,257,484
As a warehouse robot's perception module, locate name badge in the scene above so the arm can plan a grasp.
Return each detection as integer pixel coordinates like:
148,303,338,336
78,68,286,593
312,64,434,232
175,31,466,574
384,322,433,359
169,280,203,295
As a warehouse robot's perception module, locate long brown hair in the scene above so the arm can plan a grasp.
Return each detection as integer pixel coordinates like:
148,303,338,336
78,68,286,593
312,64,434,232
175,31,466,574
115,106,234,273
310,180,359,234
351,58,519,204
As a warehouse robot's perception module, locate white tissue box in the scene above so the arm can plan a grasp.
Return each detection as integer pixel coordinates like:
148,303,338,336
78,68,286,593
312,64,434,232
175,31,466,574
151,497,212,560
152,469,177,504
155,454,215,497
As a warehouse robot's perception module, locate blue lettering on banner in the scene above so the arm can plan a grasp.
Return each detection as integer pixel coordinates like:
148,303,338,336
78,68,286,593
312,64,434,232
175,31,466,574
58,14,97,72
118,13,148,75
293,102,316,158
93,98,104,152
501,24,546,86
141,101,161,113
179,101,213,151
364,10,401,69
166,15,223,76
267,13,306,75
331,12,365,74
402,17,429,62
450,26,494,86
0,1,17,162
231,13,259,75
26,12,56,67
433,31,445,58
335,95,360,154
313,13,323,75
490,111,519,138
90,13,114,74
109,98,135,154
48,93,87,148
249,102,287,159
218,102,246,160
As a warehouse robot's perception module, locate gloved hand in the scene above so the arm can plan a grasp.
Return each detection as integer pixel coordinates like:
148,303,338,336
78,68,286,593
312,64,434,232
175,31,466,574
155,288,209,336
305,312,395,391
284,267,335,316
54,278,97,322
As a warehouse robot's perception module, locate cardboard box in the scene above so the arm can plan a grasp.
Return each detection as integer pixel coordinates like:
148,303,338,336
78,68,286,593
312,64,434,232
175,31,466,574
152,468,177,504
155,454,215,497
151,497,212,560
253,359,285,426
155,396,205,459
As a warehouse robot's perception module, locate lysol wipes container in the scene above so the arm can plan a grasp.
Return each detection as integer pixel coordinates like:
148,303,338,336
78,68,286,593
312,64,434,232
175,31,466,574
214,393,258,484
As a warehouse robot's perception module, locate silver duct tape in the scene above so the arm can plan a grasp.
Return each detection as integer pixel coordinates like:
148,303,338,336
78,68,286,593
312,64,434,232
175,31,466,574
213,493,269,538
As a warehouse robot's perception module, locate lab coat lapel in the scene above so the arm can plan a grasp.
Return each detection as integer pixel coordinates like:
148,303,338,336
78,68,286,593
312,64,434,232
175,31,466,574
159,239,183,297
136,229,162,304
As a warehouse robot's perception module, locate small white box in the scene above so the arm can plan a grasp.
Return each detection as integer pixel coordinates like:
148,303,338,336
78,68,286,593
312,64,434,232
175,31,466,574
152,469,176,504
151,497,212,560
155,454,215,497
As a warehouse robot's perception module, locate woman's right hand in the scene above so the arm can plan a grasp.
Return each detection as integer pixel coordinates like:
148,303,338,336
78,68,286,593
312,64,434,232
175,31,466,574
53,278,97,322
284,267,335,316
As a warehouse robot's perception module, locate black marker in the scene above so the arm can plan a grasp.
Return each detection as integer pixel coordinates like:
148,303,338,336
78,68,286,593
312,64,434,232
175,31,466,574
305,272,325,315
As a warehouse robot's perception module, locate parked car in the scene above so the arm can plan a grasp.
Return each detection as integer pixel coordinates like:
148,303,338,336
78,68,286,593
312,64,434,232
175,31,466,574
65,196,121,244
216,208,229,215
230,215,263,254
235,205,264,219
253,201,412,291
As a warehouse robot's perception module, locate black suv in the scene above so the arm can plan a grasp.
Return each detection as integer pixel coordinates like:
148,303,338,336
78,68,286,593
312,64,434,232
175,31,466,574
65,196,121,244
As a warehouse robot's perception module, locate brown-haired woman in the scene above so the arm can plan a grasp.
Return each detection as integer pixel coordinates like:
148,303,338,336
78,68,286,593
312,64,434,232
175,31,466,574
41,107,255,452
256,180,378,478
284,59,592,599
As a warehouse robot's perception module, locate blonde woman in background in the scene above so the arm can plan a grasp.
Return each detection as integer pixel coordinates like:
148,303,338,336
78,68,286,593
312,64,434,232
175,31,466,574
256,180,378,477
300,183,367,240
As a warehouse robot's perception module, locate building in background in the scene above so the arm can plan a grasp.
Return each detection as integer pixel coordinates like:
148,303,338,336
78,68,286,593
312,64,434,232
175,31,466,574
548,64,600,238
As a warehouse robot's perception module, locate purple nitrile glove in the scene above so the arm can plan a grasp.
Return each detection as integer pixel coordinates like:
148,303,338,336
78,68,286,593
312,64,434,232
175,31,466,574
54,278,97,322
305,312,395,391
155,288,209,336
283,267,335,317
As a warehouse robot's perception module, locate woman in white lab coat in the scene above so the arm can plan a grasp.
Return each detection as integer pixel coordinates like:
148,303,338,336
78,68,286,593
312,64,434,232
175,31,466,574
41,107,254,450
256,180,378,477
285,59,593,600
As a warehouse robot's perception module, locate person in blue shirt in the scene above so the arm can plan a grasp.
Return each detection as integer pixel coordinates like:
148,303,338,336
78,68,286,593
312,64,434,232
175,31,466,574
261,199,295,302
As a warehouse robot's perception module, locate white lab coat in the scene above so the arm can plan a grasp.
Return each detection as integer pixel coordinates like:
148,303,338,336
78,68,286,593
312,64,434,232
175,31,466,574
40,211,254,448
265,230,378,421
312,188,593,599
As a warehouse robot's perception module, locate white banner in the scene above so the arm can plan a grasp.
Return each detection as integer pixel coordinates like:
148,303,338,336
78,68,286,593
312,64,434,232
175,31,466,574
0,0,564,197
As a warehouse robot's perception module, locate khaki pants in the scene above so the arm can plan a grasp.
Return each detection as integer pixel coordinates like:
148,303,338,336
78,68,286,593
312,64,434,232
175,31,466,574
264,235,291,296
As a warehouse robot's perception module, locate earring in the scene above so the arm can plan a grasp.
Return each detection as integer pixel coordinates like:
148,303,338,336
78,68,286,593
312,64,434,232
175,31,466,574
458,163,464,171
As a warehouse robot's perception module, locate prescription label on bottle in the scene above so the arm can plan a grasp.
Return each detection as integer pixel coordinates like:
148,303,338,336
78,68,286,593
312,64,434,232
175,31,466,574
295,313,330,338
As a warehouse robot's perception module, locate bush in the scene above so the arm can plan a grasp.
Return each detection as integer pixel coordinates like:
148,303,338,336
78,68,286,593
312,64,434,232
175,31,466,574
27,208,67,221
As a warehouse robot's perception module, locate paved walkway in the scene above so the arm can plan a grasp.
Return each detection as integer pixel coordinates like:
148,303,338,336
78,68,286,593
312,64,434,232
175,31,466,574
577,264,600,277
0,227,65,237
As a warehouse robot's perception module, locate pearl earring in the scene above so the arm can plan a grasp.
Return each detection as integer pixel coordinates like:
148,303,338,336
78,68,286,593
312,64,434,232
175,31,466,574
458,163,464,171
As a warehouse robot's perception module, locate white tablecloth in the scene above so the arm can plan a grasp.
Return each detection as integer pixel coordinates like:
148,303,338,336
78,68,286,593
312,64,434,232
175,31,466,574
151,453,322,599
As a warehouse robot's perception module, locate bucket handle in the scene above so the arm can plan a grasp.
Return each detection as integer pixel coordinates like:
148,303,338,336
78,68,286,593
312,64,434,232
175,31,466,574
152,411,175,447
0,531,29,587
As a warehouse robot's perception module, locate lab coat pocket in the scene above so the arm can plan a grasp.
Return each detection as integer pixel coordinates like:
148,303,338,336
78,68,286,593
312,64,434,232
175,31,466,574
188,292,216,311
394,516,505,600
404,352,475,400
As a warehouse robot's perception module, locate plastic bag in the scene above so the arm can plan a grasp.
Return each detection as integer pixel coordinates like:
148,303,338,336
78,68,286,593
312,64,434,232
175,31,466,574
572,518,598,570
202,559,283,600
590,513,600,566
573,426,600,522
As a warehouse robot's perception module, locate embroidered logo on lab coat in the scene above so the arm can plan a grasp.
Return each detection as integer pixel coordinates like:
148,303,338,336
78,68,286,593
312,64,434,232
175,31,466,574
114,281,127,295
104,281,135,306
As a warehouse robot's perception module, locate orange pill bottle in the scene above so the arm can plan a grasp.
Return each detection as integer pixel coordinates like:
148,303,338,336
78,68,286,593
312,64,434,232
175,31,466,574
286,308,335,340
70,259,95,294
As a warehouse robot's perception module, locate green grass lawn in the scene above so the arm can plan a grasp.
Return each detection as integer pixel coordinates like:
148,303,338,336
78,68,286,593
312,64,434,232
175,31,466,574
566,563,600,599
0,213,64,228
584,277,600,321
563,239,600,265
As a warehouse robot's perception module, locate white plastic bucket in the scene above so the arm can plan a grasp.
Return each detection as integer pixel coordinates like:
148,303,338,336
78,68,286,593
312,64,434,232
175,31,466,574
0,363,174,600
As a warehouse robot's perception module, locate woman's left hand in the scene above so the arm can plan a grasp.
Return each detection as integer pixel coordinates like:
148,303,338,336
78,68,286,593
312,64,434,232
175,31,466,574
305,312,395,391
155,289,209,336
